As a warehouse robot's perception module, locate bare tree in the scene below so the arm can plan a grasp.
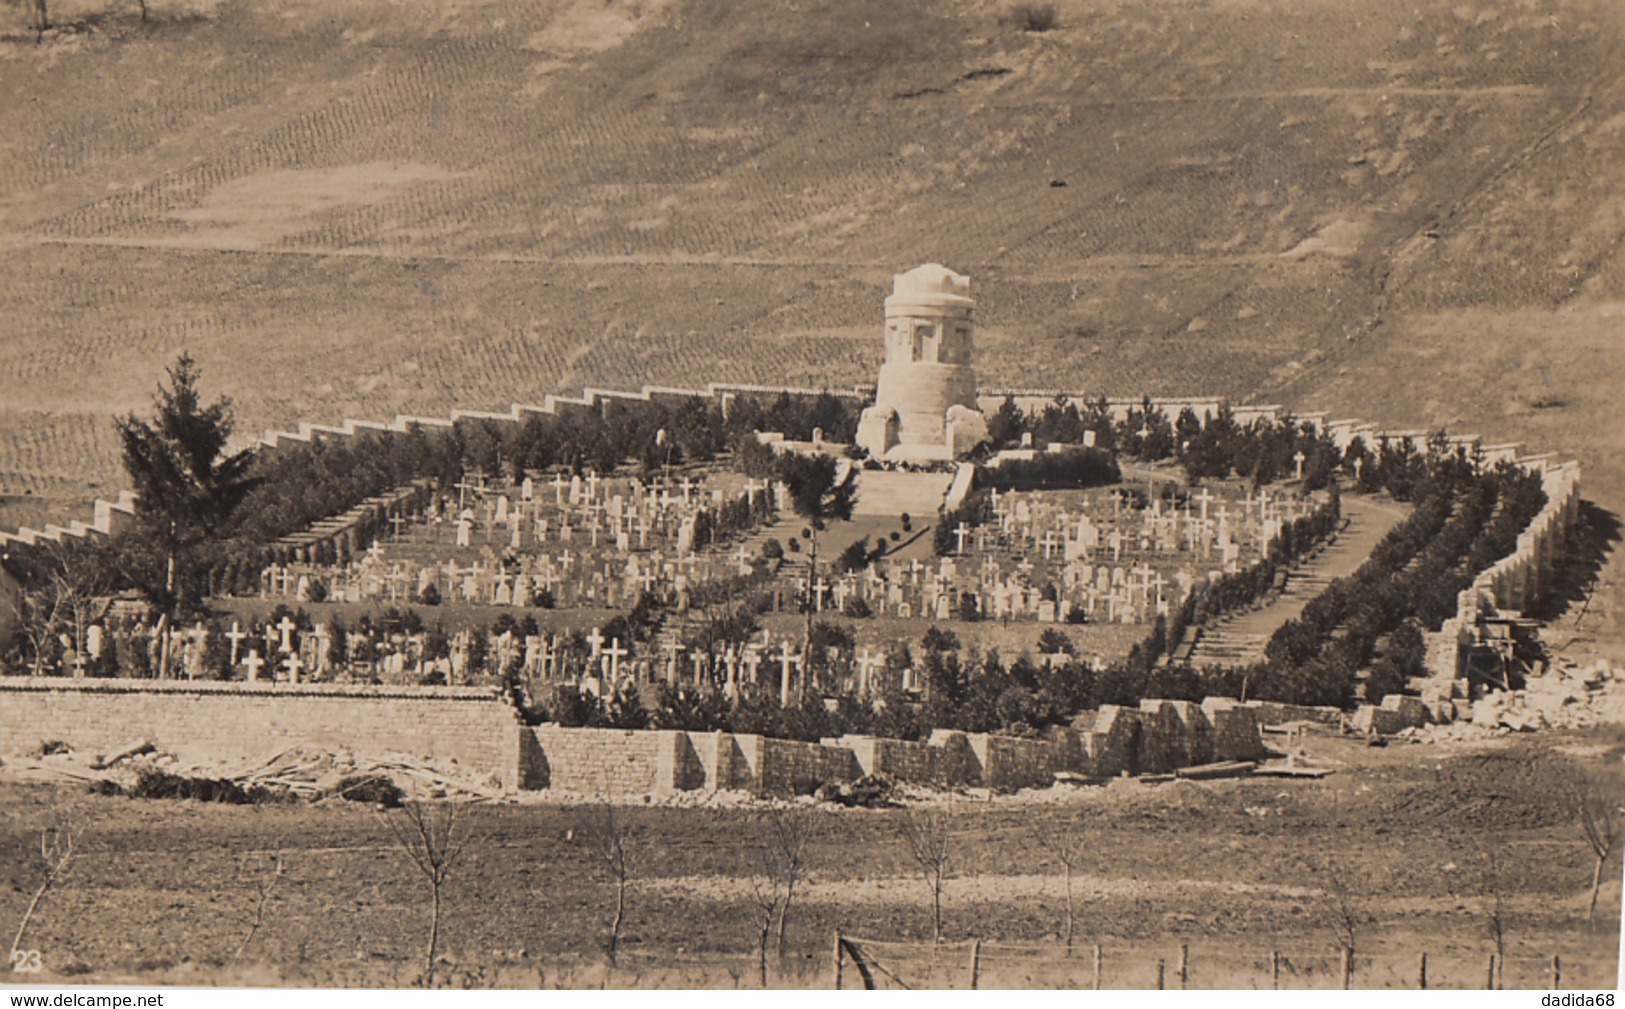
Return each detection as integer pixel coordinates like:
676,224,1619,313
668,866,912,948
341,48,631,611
896,801,953,945
229,849,285,968
10,810,82,962
746,866,781,986
1309,855,1367,984
577,801,636,966
747,804,818,984
1479,847,1508,989
1032,808,1086,954
382,800,470,986
5,541,113,677
1567,769,1621,921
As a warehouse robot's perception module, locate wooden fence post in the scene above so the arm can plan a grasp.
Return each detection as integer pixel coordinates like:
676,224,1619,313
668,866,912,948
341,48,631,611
1486,953,1497,990
1093,944,1102,991
1178,943,1189,989
1155,959,1165,990
1340,947,1352,990
1271,951,1280,990
1418,952,1427,990
832,930,842,990
1552,954,1561,989
969,939,981,990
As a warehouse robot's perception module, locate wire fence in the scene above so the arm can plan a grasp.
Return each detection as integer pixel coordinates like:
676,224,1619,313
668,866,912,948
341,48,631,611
833,934,1616,990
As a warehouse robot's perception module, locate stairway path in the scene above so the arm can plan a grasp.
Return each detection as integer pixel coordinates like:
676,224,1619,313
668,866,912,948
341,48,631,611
1188,494,1410,666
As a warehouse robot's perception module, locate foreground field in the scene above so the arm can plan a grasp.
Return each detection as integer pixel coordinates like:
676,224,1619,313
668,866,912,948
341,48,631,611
1,731,1620,988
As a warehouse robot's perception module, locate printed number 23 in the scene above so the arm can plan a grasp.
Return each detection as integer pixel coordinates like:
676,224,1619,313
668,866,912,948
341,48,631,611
10,950,42,973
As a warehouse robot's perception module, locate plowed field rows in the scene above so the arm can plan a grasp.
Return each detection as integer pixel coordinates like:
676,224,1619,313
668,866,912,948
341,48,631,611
0,0,1620,528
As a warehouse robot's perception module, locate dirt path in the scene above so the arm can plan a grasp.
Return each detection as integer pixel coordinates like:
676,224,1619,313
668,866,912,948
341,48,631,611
1189,494,1410,666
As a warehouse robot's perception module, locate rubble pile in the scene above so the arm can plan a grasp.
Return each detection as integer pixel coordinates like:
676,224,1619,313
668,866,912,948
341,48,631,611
8,741,505,803
1401,658,1622,738
1477,658,1622,730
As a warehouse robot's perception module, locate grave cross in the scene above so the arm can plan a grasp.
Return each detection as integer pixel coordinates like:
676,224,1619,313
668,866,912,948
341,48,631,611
775,641,798,707
604,637,629,678
1293,450,1306,480
226,622,248,666
1041,530,1060,560
954,522,971,555
813,576,830,612
282,651,304,685
602,637,628,698
856,647,882,696
243,650,266,682
586,626,605,658
455,475,485,511
276,615,298,653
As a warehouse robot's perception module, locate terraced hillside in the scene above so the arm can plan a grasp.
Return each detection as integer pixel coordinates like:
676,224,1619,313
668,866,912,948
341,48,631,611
3,0,1622,646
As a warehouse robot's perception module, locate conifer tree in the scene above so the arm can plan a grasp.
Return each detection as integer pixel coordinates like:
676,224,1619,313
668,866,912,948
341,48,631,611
117,354,258,675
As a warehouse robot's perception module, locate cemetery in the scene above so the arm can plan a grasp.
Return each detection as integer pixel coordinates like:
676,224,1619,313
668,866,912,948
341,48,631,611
0,265,1589,783
3,0,1620,986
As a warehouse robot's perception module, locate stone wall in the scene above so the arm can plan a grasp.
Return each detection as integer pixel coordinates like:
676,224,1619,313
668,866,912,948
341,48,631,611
521,726,691,795
0,677,523,789
516,696,1262,798
965,732,1059,791
1202,699,1269,761
0,678,1269,797
1240,700,1345,727
1348,695,1430,735
1434,460,1583,685
841,733,965,786
688,731,755,792
750,736,861,796
1073,705,1141,777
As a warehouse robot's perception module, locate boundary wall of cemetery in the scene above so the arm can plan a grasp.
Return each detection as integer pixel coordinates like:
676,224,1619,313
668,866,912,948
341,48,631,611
1451,460,1582,639
1401,458,1582,721
518,696,1273,796
3,679,1283,797
0,677,524,790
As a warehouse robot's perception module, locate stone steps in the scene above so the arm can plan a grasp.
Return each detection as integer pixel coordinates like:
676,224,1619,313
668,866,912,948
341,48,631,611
851,470,954,518
1186,496,1409,667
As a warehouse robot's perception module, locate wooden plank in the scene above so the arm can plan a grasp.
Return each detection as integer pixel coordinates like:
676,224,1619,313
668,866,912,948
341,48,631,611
1174,760,1255,780
1253,764,1334,778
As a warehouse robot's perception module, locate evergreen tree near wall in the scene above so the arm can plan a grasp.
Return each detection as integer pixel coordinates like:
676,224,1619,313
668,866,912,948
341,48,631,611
117,354,259,675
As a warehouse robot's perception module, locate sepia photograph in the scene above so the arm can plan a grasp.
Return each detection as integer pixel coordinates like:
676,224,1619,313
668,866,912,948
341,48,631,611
1,0,1622,994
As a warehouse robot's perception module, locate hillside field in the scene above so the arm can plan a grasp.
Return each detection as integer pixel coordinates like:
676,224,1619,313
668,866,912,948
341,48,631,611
2,0,1622,651
1,733,1621,988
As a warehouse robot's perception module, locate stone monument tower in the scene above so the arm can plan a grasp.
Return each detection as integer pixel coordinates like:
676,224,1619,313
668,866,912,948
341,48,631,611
856,263,988,462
